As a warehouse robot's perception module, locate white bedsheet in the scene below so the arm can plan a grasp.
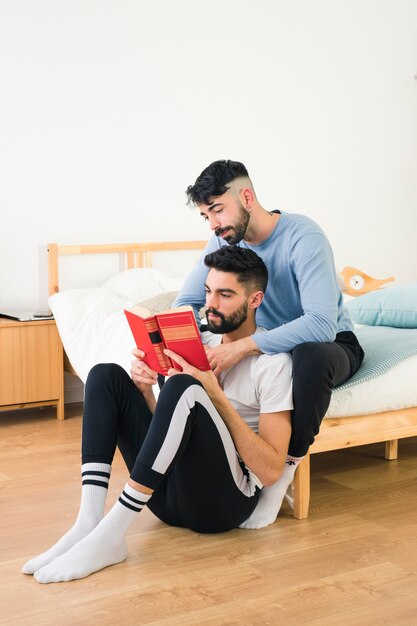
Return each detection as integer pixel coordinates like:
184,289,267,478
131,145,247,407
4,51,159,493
326,354,417,417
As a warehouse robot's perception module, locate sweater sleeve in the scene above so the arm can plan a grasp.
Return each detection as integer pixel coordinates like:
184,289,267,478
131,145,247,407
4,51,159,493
253,232,340,354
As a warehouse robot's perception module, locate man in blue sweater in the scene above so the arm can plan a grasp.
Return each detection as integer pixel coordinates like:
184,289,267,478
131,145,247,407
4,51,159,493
174,159,364,525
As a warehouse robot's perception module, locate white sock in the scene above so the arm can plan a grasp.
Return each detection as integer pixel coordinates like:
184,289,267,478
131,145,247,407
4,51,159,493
22,462,111,574
34,483,151,583
239,455,304,529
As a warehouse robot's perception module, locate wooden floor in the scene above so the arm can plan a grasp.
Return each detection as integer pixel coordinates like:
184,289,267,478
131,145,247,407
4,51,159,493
1,405,417,626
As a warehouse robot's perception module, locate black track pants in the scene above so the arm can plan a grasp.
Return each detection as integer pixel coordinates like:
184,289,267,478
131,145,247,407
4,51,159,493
289,330,364,457
81,364,259,533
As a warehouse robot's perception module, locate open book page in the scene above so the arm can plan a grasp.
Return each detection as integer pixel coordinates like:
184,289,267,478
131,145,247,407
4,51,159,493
127,304,193,319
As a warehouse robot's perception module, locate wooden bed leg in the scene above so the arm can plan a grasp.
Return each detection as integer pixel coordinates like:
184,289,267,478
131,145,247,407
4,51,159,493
385,439,398,460
293,454,311,519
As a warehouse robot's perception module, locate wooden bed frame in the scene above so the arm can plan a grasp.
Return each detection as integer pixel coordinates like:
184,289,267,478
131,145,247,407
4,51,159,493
47,242,208,296
47,242,417,520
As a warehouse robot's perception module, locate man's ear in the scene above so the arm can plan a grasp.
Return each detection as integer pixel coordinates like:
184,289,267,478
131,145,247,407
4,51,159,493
249,290,264,310
240,187,254,210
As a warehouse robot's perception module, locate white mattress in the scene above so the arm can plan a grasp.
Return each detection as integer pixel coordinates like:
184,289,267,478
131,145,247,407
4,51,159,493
326,354,417,417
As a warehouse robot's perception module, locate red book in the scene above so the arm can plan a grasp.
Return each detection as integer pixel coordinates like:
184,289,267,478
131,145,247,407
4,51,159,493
125,305,211,376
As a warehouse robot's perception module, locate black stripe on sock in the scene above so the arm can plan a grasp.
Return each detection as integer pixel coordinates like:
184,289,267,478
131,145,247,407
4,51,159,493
121,489,147,507
82,470,111,478
118,496,142,512
82,479,109,488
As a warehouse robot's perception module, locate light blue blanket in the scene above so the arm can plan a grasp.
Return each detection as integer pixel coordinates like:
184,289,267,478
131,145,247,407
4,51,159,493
336,326,417,390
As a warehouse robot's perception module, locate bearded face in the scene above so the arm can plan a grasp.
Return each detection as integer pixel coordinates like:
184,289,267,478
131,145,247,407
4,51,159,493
214,202,250,245
205,300,249,334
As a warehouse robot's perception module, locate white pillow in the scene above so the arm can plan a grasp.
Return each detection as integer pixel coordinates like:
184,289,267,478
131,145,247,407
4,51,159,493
49,288,134,383
102,268,182,303
48,268,184,383
345,282,417,328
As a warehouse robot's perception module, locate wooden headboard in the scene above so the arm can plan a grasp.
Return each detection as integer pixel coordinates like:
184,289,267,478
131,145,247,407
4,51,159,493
47,241,207,296
47,242,395,299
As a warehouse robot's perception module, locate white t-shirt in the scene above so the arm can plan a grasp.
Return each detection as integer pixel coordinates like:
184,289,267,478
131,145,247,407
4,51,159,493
202,329,293,433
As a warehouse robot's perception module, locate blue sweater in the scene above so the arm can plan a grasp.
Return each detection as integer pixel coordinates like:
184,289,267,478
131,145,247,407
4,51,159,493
174,212,353,354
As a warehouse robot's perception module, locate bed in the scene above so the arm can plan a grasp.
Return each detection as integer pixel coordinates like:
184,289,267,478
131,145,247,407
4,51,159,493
47,242,417,520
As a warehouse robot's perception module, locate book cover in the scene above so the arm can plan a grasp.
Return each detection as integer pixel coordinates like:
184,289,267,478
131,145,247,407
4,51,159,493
125,305,211,376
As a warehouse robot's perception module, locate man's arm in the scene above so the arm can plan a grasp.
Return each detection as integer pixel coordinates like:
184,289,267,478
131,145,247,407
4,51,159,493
206,231,346,373
130,348,157,413
253,232,342,354
210,391,291,486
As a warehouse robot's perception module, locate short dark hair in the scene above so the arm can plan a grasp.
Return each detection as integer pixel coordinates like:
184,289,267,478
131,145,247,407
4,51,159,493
204,246,268,293
186,160,249,206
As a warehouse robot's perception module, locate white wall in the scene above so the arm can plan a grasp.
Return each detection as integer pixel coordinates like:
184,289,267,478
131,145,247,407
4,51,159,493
1,0,417,312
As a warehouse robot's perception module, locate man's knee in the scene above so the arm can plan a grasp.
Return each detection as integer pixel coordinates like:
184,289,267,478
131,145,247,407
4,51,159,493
292,343,330,380
159,374,203,400
86,363,127,389
292,340,351,392
157,374,205,415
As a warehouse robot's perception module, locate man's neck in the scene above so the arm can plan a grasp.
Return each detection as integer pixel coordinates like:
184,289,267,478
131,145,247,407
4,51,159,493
221,317,257,344
244,205,280,246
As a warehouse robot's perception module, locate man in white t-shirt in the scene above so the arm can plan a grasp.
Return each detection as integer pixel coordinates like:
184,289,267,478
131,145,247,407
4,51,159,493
22,246,293,584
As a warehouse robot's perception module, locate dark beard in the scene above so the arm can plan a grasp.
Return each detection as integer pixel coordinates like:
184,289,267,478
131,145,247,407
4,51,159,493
205,302,248,334
215,204,250,244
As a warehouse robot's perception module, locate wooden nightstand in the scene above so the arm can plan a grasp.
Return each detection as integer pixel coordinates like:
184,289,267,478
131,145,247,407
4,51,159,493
0,318,64,419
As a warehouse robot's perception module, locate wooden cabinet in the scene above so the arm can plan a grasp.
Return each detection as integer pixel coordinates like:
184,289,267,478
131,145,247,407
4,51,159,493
0,318,64,419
